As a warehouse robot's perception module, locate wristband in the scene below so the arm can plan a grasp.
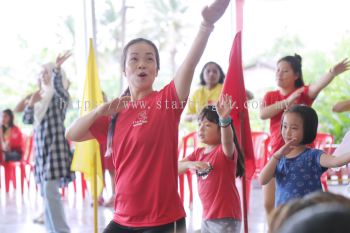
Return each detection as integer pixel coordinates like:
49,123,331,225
200,22,214,33
219,117,232,127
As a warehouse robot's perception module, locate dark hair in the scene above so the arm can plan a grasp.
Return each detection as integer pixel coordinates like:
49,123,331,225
105,88,131,157
278,54,304,88
282,105,318,145
121,38,160,72
199,61,225,86
198,105,245,177
278,204,350,233
2,109,14,133
268,191,350,233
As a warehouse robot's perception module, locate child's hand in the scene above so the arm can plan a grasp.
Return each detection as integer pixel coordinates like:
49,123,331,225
274,139,297,159
96,96,131,116
330,58,350,76
216,94,235,118
201,0,230,26
188,161,211,172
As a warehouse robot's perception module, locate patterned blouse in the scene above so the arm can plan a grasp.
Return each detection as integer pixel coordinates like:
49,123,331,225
23,69,74,186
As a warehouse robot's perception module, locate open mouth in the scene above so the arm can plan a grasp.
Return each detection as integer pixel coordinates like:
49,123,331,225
138,72,147,77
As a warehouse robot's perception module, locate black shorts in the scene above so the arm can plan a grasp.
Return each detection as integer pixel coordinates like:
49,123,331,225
103,218,186,233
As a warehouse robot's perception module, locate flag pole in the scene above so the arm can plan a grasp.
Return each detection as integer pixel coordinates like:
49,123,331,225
240,112,249,233
91,0,98,231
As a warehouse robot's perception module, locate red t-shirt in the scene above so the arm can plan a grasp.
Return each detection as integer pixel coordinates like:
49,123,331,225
1,126,23,162
263,86,314,154
187,145,242,220
90,81,186,227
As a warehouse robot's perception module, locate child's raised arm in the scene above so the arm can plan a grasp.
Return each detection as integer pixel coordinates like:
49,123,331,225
216,94,235,158
174,0,230,102
308,58,350,99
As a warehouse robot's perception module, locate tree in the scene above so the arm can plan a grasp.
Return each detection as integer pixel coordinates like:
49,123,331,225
140,0,190,76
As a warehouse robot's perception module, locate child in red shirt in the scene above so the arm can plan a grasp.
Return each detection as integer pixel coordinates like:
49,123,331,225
179,95,244,233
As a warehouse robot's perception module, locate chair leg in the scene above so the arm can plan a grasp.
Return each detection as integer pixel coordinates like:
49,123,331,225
186,171,193,208
178,174,185,203
321,173,328,192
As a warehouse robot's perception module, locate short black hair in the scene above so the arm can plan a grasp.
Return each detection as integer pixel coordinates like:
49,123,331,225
282,105,318,145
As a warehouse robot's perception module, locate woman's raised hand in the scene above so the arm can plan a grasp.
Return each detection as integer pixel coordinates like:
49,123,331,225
202,0,230,26
330,58,350,77
55,51,72,70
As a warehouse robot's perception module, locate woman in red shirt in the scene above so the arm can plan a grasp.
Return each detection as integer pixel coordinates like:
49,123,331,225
0,109,23,162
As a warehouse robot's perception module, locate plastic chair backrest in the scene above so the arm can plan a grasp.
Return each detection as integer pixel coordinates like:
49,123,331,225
251,132,270,173
179,131,198,160
314,132,334,154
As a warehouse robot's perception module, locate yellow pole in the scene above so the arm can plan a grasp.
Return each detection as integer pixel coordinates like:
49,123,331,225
93,150,98,233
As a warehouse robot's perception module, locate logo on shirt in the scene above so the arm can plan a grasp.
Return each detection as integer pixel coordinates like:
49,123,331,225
132,110,148,127
196,162,213,180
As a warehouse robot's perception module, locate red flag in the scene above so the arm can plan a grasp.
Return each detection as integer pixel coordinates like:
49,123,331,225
222,31,255,233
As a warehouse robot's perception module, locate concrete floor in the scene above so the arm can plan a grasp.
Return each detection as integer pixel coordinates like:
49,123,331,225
1,168,349,233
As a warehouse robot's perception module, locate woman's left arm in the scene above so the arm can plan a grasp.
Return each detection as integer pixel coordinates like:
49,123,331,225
308,59,350,99
53,51,72,101
174,0,230,102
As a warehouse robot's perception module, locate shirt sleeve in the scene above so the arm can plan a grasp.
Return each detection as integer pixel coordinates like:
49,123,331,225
262,91,274,107
89,116,110,146
187,90,198,115
186,150,197,162
52,68,69,102
23,106,34,124
160,80,186,117
302,85,314,106
314,149,328,173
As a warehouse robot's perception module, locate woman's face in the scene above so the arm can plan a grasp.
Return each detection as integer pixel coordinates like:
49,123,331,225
276,61,298,89
40,66,51,86
1,112,10,127
124,42,158,93
203,63,221,88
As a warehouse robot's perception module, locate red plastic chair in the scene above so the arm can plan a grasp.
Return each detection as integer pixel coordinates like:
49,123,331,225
3,134,33,194
251,132,270,180
313,132,334,191
178,131,198,207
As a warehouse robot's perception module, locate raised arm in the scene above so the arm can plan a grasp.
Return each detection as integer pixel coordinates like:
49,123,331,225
216,94,235,158
174,0,230,102
14,94,32,113
65,96,130,142
53,51,72,101
332,99,350,113
308,59,350,99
